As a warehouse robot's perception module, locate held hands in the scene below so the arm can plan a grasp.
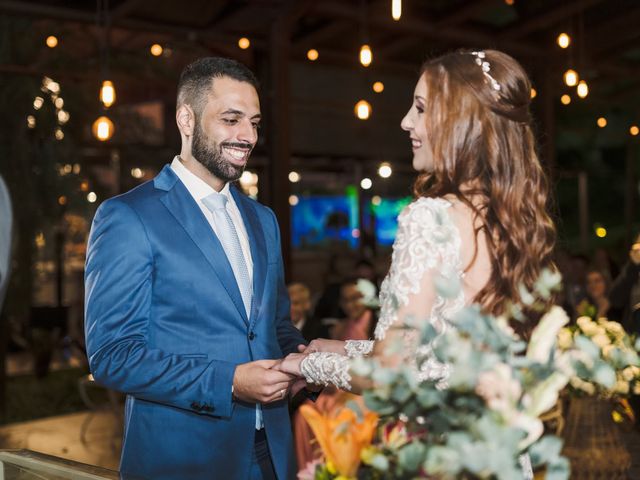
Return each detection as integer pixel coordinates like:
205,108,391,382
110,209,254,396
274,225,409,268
232,359,296,404
268,339,347,397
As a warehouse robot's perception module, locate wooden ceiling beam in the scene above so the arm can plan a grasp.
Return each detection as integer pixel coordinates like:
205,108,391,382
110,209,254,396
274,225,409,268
500,0,604,40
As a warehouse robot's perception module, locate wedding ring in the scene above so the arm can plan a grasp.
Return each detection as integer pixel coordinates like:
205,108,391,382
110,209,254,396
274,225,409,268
280,389,286,398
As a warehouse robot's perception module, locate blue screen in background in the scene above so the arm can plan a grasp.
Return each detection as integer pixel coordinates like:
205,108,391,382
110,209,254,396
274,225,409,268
372,197,412,246
291,195,412,249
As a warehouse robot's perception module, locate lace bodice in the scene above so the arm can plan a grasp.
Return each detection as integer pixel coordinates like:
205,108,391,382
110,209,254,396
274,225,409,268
300,197,465,387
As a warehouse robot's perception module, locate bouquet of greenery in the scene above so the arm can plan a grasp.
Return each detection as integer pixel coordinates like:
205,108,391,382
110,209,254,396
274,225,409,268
298,270,640,480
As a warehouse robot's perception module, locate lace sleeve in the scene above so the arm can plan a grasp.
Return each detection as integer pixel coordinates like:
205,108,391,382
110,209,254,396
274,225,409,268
345,340,374,357
374,198,464,341
300,353,352,391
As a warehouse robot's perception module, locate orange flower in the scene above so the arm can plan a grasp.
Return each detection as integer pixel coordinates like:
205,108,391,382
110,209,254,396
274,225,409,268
300,403,378,478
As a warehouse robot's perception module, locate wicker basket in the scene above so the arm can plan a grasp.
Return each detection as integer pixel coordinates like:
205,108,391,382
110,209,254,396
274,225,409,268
562,396,631,479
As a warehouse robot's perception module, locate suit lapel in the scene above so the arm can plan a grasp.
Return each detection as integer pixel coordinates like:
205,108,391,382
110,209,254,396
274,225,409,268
230,186,267,329
156,166,249,326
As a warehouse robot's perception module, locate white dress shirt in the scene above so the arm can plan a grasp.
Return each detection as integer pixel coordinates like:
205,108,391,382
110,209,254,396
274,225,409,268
171,156,263,429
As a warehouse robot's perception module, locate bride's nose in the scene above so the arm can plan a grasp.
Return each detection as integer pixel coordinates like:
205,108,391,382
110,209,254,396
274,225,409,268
400,111,413,131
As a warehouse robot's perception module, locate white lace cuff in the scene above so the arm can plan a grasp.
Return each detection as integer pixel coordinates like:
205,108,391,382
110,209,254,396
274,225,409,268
300,352,352,391
344,340,374,358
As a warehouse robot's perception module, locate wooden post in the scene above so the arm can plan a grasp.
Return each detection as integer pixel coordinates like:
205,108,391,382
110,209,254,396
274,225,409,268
578,171,589,252
267,13,292,280
625,142,637,245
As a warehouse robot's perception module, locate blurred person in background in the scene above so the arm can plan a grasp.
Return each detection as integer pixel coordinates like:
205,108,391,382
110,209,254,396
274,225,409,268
592,247,619,284
610,235,640,334
288,282,317,341
577,269,612,320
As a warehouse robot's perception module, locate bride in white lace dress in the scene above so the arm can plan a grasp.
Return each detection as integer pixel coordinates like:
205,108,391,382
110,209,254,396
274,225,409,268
278,49,555,478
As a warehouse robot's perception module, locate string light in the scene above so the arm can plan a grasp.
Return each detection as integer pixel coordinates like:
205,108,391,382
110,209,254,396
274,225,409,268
288,171,301,183
87,192,98,203
631,125,640,136
373,81,384,93
150,44,163,56
359,44,372,67
131,168,144,179
57,110,70,124
46,35,58,48
54,128,64,141
557,33,571,49
54,97,64,109
33,97,44,110
391,0,401,20
372,195,382,206
307,49,319,61
92,116,115,141
530,88,537,99
595,227,607,238
238,37,250,49
564,69,579,87
289,195,299,206
378,162,392,178
360,178,372,190
561,94,571,105
354,100,372,120
597,117,607,128
27,115,36,129
100,80,116,108
577,80,589,98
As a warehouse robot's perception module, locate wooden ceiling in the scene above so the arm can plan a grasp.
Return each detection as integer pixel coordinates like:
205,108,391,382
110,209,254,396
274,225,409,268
1,0,638,107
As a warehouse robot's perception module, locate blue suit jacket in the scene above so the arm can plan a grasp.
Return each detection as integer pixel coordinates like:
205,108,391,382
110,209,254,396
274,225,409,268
85,165,306,479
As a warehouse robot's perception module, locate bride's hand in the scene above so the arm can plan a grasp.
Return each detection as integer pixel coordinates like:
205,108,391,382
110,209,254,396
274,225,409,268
298,338,346,355
272,353,306,377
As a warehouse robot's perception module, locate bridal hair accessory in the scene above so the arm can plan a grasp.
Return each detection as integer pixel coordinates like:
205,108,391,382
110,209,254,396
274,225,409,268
470,51,501,92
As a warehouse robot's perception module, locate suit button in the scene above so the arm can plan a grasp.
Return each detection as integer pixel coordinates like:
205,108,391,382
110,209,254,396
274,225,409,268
248,332,255,341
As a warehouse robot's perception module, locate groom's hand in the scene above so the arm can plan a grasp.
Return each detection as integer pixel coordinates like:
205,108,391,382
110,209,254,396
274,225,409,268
233,360,295,404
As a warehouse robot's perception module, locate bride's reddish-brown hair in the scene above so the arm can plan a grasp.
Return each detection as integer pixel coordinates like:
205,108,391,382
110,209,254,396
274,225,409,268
413,49,556,323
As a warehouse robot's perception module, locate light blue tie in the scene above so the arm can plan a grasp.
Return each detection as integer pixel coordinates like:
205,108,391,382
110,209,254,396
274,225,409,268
202,193,262,429
202,193,252,318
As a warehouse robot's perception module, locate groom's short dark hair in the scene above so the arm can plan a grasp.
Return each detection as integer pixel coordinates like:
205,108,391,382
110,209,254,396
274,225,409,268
177,57,259,117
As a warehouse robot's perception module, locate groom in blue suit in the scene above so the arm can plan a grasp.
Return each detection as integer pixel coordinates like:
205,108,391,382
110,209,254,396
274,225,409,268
85,58,308,480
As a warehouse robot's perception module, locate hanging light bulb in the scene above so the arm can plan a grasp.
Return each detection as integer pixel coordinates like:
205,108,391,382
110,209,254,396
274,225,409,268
238,37,250,50
354,100,372,120
150,44,163,56
560,94,571,105
577,80,589,98
530,88,537,99
307,49,319,61
92,116,115,141
557,33,571,49
46,35,58,48
563,69,579,87
359,44,372,67
391,0,401,21
100,80,116,108
597,117,607,128
372,81,384,93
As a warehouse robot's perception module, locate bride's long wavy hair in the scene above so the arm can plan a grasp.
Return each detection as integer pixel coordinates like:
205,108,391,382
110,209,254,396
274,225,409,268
413,49,556,329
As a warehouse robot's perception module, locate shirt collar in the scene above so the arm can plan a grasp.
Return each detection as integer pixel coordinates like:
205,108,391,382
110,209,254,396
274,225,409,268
171,156,231,202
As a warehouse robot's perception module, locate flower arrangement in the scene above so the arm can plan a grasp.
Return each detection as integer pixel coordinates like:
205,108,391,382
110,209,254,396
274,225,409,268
298,271,640,480
558,316,640,397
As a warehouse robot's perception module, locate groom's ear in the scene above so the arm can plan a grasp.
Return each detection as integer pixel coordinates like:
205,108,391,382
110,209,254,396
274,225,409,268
176,104,195,137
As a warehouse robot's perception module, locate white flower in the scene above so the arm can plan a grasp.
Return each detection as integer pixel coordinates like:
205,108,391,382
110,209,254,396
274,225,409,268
591,333,611,349
570,377,596,395
557,328,573,350
576,316,593,330
602,344,614,359
527,306,569,363
622,367,636,382
614,380,630,395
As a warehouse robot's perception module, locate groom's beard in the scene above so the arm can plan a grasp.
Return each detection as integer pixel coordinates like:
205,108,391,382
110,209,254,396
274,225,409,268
192,122,249,183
